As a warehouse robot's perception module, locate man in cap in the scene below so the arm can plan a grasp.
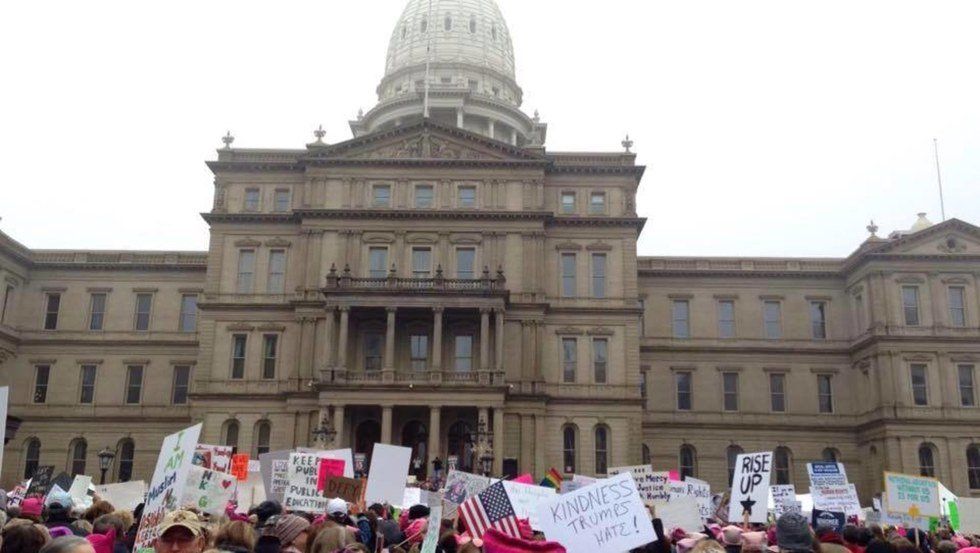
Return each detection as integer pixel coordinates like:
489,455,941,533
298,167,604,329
154,510,206,553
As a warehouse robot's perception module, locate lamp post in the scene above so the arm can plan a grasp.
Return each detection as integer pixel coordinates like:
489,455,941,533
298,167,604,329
311,413,337,447
97,446,115,485
467,420,494,477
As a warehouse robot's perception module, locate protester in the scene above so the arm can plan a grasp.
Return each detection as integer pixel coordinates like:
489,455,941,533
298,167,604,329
153,510,206,553
268,514,309,553
776,513,813,553
39,536,96,553
211,520,256,553
1,523,50,553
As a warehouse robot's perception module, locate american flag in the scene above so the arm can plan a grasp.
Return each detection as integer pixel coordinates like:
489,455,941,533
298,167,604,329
458,481,520,539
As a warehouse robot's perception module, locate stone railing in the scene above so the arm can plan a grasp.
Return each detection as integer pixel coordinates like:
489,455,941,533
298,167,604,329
320,368,504,387
324,264,507,295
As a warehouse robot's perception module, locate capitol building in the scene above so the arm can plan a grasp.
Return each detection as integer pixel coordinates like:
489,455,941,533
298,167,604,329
2,0,980,502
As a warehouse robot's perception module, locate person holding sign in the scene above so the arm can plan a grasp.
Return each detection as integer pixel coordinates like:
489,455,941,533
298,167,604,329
728,452,774,524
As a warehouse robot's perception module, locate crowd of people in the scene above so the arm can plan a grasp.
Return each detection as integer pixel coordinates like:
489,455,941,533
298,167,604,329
1,485,980,553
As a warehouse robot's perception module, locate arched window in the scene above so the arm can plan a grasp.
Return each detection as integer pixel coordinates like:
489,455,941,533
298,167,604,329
968,444,980,490
223,420,240,452
822,448,840,463
594,426,609,475
641,444,651,465
919,443,937,477
727,445,744,486
562,425,577,474
444,14,452,31
69,438,88,476
774,447,793,485
254,421,271,456
24,438,41,479
469,16,477,33
679,445,696,479
117,439,135,482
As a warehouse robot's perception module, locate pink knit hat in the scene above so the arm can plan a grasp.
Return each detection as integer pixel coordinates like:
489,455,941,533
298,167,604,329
671,527,689,541
708,523,724,541
742,531,766,547
86,527,117,553
21,497,43,518
481,528,567,553
677,538,700,553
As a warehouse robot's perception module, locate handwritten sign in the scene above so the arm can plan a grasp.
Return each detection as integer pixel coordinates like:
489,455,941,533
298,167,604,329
183,465,237,516
884,472,940,518
68,475,94,510
956,498,980,535
322,475,364,504
317,458,346,491
536,472,655,553
94,481,146,512
420,504,443,553
231,454,250,481
258,450,291,503
656,495,702,532
193,445,234,473
25,466,55,499
607,465,669,502
443,470,491,504
284,452,327,513
771,484,798,517
503,480,557,530
728,451,773,524
672,477,712,520
811,484,861,517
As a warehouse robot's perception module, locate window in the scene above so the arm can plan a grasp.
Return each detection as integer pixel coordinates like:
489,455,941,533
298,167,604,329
415,185,434,208
727,445,744,485
444,14,452,31
960,365,976,407
717,300,735,338
172,365,190,404
589,192,606,214
949,287,967,327
968,445,980,489
903,286,920,326
458,186,476,208
34,365,50,403
70,439,87,476
764,300,782,339
910,364,929,406
412,248,432,277
454,335,473,371
560,253,576,297
822,448,839,463
365,333,383,371
560,192,576,214
818,374,834,413
134,293,153,331
919,444,936,477
231,334,247,379
1,284,13,323
89,293,107,331
468,79,479,92
262,335,278,379
595,427,609,474
411,334,428,370
770,373,786,412
672,300,690,338
456,248,475,279
224,420,240,450
469,16,477,33
373,184,391,207
24,438,41,479
125,366,144,404
274,189,290,212
593,338,608,384
243,188,260,211
255,421,271,456
562,338,577,383
774,447,792,485
679,445,696,479
591,254,606,298
562,426,576,473
237,250,256,292
44,293,61,330
810,301,827,339
723,372,739,411
369,247,388,278
79,365,97,404
263,250,286,293
642,444,651,465
179,294,198,332
676,371,692,411
117,439,135,482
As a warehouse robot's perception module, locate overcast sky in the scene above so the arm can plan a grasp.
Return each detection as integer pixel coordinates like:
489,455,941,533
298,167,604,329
2,0,978,257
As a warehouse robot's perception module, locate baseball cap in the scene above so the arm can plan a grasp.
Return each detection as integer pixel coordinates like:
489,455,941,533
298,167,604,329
326,498,348,516
158,510,204,538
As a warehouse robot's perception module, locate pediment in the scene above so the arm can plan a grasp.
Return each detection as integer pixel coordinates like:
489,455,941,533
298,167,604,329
872,220,980,256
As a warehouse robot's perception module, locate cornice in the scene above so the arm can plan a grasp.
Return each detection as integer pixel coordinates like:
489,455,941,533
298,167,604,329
201,212,299,224
295,208,552,222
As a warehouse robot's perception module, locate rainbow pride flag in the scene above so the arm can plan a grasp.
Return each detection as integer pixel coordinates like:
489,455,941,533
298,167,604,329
539,467,563,488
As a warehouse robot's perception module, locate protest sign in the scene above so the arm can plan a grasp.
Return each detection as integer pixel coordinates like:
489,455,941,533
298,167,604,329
771,485,798,517
183,465,237,516
447,455,458,471
676,477,712,520
51,472,75,496
812,484,862,517
957,498,980,535
284,452,327,513
420,504,443,553
258,450,291,503
503,480,557,530
322,476,364,504
68,475,94,510
443,470,491,504
812,509,846,533
365,443,412,505
25,466,55,498
231,454,250,481
0,387,7,471
134,423,203,553
354,453,367,475
317,458,346,491
607,465,669,502
44,485,68,506
561,474,598,495
536,472,655,553
323,448,355,478
234,469,267,512
95,481,147,511
193,445,234,473
656,495,703,532
807,462,848,488
728,451,773,523
884,472,941,518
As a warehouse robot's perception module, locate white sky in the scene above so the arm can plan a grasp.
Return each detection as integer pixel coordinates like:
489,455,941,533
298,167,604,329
1,0,978,257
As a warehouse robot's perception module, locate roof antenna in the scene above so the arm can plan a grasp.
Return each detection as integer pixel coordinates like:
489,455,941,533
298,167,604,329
933,138,946,221
423,0,434,119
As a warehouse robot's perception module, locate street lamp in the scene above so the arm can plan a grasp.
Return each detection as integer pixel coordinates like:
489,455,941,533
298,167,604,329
467,421,494,476
311,414,337,445
97,446,115,485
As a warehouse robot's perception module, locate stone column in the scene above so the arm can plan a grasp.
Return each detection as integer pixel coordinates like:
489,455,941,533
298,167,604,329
381,405,393,444
488,120,496,140
428,406,441,468
432,307,444,371
333,405,346,448
492,406,504,475
323,307,336,369
480,308,490,371
534,414,546,476
385,307,397,371
337,307,350,371
299,317,315,380
494,309,504,373
456,109,464,128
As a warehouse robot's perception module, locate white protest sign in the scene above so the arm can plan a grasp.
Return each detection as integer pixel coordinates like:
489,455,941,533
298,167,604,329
44,484,68,506
807,462,848,489
284,452,327,513
365,443,412,506
420,504,443,553
536,472,655,553
656,495,702,532
193,444,234,473
95,481,147,512
607,465,669,502
811,484,861,517
884,472,940,518
674,477,712,520
957,497,980,535
503,480,557,530
134,423,203,553
258,450,291,503
183,465,237,515
68,475,94,510
235,470,267,512
561,475,598,495
0,387,7,471
728,451,773,523
770,485,798,517
442,470,491,504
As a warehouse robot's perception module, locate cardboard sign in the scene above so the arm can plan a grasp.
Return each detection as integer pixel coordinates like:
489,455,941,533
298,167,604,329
365,443,413,506
502,480,557,530
322,476,364,504
44,484,69,506
26,466,55,499
420,504,443,553
656,495,703,532
807,462,848,488
607,465,669,502
68,475,94,510
134,423,203,553
884,472,941,518
193,445,234,473
728,451,773,523
317,458,346,491
258,450,291,503
812,509,846,533
284,452,327,513
443,470,491,504
811,484,861,517
231,454,250,481
674,477,712,520
0,387,7,471
536,472,656,553
771,484,798,517
95,481,147,511
183,465,237,515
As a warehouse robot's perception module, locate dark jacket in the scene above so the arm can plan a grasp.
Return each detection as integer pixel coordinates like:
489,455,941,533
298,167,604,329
377,518,406,547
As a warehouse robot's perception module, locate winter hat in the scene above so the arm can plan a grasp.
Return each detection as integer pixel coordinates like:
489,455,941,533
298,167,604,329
723,525,744,545
249,500,283,526
86,527,117,553
326,497,348,516
481,527,567,553
688,532,708,541
21,497,43,518
776,512,812,552
952,537,971,549
708,523,724,541
272,514,310,546
48,527,74,539
408,504,431,520
405,517,427,544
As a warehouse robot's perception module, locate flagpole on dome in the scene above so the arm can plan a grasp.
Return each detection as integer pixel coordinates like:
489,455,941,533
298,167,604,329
423,0,433,119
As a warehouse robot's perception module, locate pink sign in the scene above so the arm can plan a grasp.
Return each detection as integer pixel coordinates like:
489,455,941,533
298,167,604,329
317,458,346,491
513,473,534,485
